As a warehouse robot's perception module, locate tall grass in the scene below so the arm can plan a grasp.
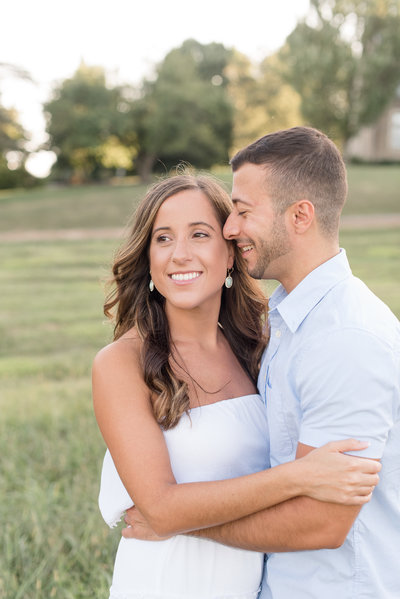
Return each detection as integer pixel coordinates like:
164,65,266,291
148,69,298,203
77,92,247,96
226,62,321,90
0,239,119,598
0,172,399,597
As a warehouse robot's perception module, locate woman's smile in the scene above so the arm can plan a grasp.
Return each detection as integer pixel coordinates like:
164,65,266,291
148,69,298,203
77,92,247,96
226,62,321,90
169,271,203,283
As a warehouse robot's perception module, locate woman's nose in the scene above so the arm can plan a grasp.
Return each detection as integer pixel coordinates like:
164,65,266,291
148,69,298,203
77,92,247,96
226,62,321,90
171,238,192,262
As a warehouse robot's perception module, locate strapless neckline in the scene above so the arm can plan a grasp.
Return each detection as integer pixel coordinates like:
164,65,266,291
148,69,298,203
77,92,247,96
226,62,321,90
189,393,261,412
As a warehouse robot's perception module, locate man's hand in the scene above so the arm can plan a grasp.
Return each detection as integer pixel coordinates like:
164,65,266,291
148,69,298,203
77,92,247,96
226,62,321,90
121,506,172,541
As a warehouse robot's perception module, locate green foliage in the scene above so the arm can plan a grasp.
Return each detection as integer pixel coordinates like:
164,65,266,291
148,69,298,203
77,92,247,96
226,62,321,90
44,43,234,184
0,64,44,190
225,50,261,149
0,103,25,154
125,39,234,181
0,156,42,190
221,49,304,154
0,64,30,157
280,0,400,143
44,63,136,182
0,89,30,188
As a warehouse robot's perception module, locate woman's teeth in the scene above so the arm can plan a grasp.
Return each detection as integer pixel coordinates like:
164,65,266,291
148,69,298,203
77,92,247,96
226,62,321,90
171,272,201,281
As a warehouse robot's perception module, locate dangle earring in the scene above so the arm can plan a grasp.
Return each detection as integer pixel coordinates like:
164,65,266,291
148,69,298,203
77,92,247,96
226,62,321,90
225,268,233,289
149,276,154,292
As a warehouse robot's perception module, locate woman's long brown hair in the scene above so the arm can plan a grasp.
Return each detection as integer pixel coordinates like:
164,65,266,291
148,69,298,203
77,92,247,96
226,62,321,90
104,173,268,429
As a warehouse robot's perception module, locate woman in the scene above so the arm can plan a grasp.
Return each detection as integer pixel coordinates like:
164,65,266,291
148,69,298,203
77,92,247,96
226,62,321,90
93,174,379,599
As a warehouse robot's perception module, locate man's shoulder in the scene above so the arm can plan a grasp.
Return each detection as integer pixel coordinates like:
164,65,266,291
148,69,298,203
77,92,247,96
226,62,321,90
310,274,399,347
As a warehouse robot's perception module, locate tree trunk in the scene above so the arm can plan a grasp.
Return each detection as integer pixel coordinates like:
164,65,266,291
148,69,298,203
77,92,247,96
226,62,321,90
137,153,156,183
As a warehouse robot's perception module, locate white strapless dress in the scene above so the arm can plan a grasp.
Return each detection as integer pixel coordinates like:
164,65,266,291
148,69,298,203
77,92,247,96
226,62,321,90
99,394,269,599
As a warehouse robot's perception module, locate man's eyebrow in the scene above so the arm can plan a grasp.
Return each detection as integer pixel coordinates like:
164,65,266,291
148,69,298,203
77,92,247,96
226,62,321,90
232,198,251,206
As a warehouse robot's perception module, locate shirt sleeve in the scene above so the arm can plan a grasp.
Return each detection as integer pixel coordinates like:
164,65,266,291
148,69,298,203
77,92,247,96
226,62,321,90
297,328,397,458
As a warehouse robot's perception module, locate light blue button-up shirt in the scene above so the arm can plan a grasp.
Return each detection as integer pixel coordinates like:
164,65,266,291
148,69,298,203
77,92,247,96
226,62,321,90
258,250,400,599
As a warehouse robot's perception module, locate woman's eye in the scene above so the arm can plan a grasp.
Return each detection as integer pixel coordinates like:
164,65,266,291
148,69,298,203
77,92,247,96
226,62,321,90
193,231,209,238
156,235,171,243
238,211,247,217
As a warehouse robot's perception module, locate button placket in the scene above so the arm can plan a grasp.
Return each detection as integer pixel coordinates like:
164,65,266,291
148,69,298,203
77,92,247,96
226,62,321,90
263,313,283,401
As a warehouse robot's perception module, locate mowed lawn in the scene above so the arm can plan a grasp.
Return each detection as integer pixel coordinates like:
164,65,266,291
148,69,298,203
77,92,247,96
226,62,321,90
0,164,399,232
0,166,399,598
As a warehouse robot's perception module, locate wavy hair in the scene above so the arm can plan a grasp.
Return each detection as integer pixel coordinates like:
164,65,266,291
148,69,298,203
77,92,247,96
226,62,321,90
104,173,268,429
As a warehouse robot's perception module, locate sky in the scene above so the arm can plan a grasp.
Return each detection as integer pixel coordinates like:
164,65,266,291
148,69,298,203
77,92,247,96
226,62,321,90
1,0,310,175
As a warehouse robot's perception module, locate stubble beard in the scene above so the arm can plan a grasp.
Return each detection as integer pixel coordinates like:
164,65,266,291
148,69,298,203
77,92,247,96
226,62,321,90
247,217,292,280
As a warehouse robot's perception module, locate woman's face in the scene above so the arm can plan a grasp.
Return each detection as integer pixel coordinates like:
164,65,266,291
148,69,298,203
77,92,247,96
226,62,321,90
149,189,234,312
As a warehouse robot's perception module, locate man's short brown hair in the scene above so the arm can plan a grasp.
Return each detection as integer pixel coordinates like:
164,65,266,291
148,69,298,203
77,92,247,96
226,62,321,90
230,126,348,237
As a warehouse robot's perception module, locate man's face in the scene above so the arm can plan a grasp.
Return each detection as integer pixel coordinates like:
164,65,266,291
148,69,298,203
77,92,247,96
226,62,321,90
223,163,292,280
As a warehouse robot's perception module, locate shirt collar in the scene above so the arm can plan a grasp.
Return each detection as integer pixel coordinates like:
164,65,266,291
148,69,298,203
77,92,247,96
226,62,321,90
269,249,352,333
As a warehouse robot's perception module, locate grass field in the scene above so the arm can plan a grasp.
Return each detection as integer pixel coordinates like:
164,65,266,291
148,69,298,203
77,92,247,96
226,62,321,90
0,164,399,232
0,168,399,598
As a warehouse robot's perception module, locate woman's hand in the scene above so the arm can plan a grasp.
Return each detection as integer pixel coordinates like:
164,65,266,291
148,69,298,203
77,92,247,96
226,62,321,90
122,506,171,541
299,439,381,505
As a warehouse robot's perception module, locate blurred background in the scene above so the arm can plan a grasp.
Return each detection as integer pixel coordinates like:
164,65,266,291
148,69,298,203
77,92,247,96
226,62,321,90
1,1,399,597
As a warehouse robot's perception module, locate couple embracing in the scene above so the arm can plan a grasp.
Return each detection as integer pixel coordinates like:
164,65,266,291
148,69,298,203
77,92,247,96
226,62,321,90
93,127,400,599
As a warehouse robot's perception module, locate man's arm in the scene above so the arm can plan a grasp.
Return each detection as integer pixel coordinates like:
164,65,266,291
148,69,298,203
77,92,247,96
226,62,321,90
122,439,379,544
205,328,391,553
189,442,362,552
123,329,390,549
122,441,369,549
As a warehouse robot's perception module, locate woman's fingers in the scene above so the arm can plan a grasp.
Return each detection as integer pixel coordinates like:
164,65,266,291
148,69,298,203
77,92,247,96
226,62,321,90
320,440,382,473
302,440,382,504
349,492,373,506
324,438,370,453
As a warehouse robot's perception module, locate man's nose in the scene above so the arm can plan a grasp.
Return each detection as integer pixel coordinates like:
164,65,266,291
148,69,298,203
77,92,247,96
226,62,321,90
223,213,240,240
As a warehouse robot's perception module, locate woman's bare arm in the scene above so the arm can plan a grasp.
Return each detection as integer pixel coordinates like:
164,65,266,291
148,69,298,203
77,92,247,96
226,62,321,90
93,341,380,537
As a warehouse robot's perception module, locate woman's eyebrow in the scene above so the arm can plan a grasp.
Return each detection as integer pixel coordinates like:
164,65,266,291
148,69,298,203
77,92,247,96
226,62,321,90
189,221,216,231
153,222,216,235
152,226,171,235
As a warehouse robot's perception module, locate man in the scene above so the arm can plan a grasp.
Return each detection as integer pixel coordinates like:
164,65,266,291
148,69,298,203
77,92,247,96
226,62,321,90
125,127,400,598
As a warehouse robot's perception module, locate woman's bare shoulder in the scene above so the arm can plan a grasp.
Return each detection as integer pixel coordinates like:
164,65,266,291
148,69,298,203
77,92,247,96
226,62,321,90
92,327,151,415
92,327,143,374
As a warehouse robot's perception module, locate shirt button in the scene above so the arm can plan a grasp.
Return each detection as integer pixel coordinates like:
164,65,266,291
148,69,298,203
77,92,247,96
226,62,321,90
275,330,281,338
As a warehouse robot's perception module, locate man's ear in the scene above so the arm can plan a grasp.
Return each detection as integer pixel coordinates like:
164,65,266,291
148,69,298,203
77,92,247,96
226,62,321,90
287,200,315,233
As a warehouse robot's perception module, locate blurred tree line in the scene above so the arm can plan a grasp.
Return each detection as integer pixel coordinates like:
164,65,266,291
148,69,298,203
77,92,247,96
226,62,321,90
0,63,41,188
1,0,399,187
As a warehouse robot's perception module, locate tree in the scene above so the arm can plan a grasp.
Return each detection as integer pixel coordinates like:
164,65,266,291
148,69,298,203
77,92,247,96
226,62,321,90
0,101,25,154
126,39,234,182
0,63,30,158
0,64,34,188
44,62,135,182
0,102,27,188
227,50,303,153
280,0,400,144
